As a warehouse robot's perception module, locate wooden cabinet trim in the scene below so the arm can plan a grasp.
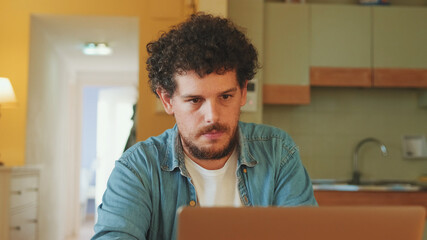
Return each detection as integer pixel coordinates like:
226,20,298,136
263,85,310,105
374,68,427,88
314,190,427,218
310,67,372,87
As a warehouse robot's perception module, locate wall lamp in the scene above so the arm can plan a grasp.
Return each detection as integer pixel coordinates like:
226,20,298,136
0,77,17,118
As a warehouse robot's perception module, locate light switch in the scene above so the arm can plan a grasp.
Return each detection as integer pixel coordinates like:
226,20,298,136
241,79,257,112
402,135,427,159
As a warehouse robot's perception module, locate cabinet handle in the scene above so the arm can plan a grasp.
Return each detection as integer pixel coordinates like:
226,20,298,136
10,226,21,231
26,187,39,192
11,190,22,195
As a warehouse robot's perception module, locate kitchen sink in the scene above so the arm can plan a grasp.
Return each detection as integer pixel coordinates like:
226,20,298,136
312,179,423,192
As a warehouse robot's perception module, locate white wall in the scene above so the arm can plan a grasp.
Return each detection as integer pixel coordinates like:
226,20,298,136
26,17,72,240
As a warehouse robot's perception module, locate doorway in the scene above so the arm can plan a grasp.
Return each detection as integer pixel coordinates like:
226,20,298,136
80,85,137,239
27,15,139,240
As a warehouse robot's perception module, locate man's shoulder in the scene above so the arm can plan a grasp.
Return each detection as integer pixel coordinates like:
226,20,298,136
238,121,291,141
238,122,300,167
238,121,297,157
119,127,176,165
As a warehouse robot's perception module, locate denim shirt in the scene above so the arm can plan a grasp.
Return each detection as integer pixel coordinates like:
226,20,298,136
92,122,317,240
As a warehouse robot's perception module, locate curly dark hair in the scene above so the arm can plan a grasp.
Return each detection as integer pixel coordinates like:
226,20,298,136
146,13,259,97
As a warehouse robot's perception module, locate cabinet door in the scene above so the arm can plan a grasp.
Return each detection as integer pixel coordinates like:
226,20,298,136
310,4,372,87
197,0,228,17
373,7,427,87
229,0,264,123
264,3,310,104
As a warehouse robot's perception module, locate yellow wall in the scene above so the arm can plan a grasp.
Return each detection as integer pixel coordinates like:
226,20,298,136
0,0,190,166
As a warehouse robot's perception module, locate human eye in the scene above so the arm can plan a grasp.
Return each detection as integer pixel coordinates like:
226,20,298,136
221,94,233,100
187,98,201,104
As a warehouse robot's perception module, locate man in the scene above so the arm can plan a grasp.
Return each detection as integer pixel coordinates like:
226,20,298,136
92,13,317,240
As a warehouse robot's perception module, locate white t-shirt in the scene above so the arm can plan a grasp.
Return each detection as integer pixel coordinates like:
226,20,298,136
184,149,242,207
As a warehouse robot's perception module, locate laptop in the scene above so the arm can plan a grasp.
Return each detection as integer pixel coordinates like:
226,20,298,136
177,206,426,240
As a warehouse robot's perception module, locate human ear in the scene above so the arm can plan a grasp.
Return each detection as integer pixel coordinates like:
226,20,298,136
156,88,174,115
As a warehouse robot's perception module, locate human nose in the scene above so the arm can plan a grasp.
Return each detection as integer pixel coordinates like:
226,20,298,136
203,100,220,123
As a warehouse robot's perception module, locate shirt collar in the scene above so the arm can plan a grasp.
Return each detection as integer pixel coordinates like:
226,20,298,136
160,125,183,172
237,122,258,168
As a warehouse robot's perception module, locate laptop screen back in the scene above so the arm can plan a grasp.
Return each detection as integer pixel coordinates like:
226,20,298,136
177,206,425,240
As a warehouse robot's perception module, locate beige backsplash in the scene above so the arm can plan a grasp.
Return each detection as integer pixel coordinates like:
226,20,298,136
263,87,427,182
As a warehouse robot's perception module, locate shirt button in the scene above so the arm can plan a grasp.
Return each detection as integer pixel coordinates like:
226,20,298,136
189,200,196,207
243,168,247,173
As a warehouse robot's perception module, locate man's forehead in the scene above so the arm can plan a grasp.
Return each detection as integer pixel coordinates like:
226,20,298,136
174,69,237,80
174,70,240,96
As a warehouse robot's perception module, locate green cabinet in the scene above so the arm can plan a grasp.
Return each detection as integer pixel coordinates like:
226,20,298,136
228,0,264,122
233,3,426,106
310,4,372,87
310,5,427,88
373,6,427,87
373,7,427,69
311,4,372,69
264,3,310,104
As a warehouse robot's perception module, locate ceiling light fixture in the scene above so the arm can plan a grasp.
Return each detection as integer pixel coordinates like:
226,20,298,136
83,42,112,56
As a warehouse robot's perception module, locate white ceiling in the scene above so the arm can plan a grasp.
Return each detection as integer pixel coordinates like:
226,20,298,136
32,15,139,73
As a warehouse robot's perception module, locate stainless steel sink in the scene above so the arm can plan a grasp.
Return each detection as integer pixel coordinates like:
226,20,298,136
312,179,423,192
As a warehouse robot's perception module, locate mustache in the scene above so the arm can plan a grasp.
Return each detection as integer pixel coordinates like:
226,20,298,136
197,123,229,136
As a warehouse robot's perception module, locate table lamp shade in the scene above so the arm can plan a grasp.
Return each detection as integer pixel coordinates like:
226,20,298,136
0,77,17,104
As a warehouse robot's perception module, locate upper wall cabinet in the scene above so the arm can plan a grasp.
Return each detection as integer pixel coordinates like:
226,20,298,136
310,5,427,88
228,0,264,123
310,4,372,87
373,7,427,87
264,3,310,104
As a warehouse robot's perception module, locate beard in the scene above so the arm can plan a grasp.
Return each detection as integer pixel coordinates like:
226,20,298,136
180,122,238,160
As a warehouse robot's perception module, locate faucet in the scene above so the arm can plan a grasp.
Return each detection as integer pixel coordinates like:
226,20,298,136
350,138,388,185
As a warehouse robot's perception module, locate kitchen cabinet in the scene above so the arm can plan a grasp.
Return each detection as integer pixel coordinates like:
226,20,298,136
314,190,427,218
197,0,228,17
310,4,372,87
263,3,310,104
373,6,427,87
0,167,40,240
228,0,264,123
310,5,427,88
